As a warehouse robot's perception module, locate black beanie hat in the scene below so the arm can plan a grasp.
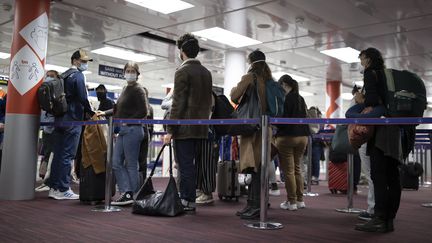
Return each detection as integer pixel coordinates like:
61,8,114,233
248,50,266,64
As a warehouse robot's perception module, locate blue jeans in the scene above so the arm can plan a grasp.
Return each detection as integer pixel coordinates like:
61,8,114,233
46,124,82,192
345,103,386,118
174,139,200,203
112,126,144,193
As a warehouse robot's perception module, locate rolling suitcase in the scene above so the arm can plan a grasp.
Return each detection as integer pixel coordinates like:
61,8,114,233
217,160,240,201
328,161,348,194
79,162,116,205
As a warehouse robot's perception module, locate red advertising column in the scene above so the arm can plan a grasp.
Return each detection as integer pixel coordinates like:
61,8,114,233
0,0,50,200
325,60,343,127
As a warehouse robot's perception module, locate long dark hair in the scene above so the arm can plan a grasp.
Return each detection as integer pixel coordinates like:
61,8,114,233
249,61,272,81
359,47,385,70
278,75,299,93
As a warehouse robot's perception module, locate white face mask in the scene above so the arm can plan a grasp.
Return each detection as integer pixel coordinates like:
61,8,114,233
78,62,88,72
124,73,137,82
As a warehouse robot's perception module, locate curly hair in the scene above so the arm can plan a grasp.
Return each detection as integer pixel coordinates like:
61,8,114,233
177,33,200,58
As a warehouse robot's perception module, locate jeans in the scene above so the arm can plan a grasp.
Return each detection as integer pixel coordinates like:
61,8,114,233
311,141,323,178
174,139,200,203
359,143,375,214
370,146,401,220
45,125,82,192
276,136,308,203
112,126,144,193
345,103,386,118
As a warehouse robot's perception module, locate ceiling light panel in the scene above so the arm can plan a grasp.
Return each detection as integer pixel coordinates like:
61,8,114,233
320,47,360,63
91,47,156,63
125,0,194,14
272,71,310,82
192,27,262,48
0,52,11,59
45,64,69,73
299,91,314,97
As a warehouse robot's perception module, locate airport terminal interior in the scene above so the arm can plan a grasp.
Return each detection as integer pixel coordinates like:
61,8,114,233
0,0,432,242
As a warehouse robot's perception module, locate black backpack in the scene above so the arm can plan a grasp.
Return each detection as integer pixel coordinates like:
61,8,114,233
211,92,235,135
383,69,427,117
37,69,77,117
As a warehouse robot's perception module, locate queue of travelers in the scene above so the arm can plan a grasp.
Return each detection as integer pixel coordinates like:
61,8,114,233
30,36,416,234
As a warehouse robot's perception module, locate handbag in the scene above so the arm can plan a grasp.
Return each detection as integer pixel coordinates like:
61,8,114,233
228,75,262,136
347,107,375,149
132,143,184,217
331,125,357,155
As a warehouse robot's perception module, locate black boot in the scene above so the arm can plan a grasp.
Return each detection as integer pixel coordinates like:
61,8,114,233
355,217,391,233
240,207,260,220
236,200,252,216
240,170,261,220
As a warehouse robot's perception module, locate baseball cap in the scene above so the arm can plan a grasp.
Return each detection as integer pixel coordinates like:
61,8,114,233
71,49,93,62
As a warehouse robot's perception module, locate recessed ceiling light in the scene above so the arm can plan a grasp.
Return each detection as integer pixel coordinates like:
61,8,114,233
192,27,262,48
91,46,156,63
45,64,69,73
125,0,194,14
320,47,360,63
355,81,364,86
341,92,354,100
0,52,11,59
299,91,314,97
272,71,310,82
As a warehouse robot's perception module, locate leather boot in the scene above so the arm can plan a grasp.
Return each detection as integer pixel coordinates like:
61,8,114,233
240,207,260,220
236,200,252,216
355,217,390,233
240,170,261,220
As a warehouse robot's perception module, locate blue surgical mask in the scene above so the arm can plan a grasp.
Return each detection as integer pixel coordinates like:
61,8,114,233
78,62,88,72
44,76,55,82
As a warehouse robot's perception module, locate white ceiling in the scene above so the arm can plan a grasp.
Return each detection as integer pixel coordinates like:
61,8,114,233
0,0,432,116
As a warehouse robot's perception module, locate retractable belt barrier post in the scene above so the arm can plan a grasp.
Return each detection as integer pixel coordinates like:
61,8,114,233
422,132,432,208
93,116,122,213
304,136,319,197
335,154,363,214
421,145,425,187
245,115,283,230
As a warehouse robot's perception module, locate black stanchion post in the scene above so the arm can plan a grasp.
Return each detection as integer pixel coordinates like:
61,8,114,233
304,136,318,197
422,132,432,208
421,145,425,187
93,116,121,212
245,115,283,230
336,153,362,214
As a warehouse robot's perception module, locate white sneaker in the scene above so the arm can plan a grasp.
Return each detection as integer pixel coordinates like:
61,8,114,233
48,188,57,199
196,193,214,204
280,201,297,211
296,201,306,209
269,189,281,196
50,188,79,200
35,184,50,192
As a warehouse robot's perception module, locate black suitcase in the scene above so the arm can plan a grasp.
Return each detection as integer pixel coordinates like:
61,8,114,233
217,160,240,201
79,163,116,204
400,162,423,190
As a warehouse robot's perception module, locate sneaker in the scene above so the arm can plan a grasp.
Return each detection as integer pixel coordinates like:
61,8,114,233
280,201,297,211
196,190,204,199
35,184,50,192
296,201,306,209
49,188,79,200
269,183,280,196
181,199,196,212
111,192,134,206
358,211,374,221
196,193,214,205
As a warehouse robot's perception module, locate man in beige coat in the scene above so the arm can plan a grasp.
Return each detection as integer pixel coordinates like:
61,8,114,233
164,33,213,212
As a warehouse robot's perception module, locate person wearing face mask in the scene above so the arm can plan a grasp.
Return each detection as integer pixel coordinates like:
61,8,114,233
35,70,59,192
99,62,148,205
45,50,95,200
163,33,213,212
274,75,310,211
95,84,115,112
230,50,272,219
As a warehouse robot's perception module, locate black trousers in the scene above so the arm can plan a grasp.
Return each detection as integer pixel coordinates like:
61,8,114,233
370,146,401,220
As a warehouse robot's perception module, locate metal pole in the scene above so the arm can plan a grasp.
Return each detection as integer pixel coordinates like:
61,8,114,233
304,136,318,196
421,133,432,208
421,145,425,187
93,116,121,212
245,115,283,230
336,153,362,213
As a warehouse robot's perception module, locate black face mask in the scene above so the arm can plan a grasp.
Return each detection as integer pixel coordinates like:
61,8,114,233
96,92,107,101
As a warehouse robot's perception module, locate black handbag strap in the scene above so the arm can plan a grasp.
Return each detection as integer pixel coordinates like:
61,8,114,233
148,143,174,179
